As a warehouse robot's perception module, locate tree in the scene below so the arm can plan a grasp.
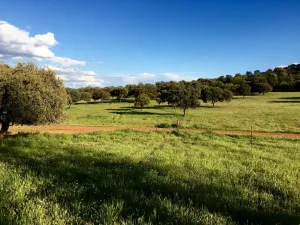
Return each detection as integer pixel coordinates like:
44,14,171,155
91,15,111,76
111,86,128,102
81,92,92,102
256,83,272,95
66,88,81,108
92,88,111,102
222,89,233,102
134,93,150,110
0,62,67,132
173,81,201,116
201,87,233,107
236,83,251,98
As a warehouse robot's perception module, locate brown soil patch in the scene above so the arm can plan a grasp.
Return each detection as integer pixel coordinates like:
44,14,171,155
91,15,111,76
9,125,300,139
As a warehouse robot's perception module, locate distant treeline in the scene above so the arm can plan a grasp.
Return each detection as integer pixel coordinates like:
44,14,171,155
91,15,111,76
217,63,300,92
67,63,300,105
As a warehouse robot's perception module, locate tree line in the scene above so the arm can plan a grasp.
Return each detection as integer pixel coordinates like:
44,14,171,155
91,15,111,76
67,80,234,116
216,63,300,94
0,61,299,132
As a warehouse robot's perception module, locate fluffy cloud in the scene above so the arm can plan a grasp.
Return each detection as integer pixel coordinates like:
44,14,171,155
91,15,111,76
46,65,102,87
0,21,85,66
102,72,199,86
46,64,199,87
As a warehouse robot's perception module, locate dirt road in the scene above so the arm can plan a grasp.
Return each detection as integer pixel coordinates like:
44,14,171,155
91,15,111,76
9,125,300,139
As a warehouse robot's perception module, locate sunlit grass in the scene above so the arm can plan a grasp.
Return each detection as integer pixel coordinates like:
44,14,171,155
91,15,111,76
0,130,299,224
64,92,300,133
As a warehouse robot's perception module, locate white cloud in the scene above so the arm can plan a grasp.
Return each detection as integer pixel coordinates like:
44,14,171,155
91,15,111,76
0,21,85,66
46,65,97,76
92,61,103,64
12,56,23,60
45,65,102,87
46,65,200,87
49,56,85,66
102,72,198,86
57,75,68,81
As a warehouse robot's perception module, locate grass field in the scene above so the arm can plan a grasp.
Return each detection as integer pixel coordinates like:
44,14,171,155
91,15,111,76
0,130,299,224
64,92,300,133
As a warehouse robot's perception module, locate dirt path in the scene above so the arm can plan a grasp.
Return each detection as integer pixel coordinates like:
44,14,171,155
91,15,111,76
8,125,300,139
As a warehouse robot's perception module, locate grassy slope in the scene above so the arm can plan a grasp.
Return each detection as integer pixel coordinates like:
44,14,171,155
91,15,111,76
0,131,299,224
64,92,300,133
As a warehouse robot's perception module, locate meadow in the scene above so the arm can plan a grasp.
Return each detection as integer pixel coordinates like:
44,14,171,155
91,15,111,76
0,130,299,224
65,92,300,133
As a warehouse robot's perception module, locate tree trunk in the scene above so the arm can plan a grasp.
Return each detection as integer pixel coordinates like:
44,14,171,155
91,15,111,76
212,101,215,108
1,120,10,133
183,108,187,117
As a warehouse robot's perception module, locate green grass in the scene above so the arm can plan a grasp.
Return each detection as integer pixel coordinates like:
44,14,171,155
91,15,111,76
64,92,300,133
0,130,299,224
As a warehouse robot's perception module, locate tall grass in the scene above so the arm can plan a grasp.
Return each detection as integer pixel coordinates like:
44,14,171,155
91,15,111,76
0,131,299,224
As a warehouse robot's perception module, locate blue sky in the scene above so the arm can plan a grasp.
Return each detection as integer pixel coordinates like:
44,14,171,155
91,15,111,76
0,0,299,87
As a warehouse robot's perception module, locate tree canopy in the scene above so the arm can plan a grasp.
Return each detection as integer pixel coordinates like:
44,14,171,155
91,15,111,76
134,93,150,110
0,62,67,132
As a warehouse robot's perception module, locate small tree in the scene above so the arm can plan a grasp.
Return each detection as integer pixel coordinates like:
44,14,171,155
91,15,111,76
256,83,273,95
201,87,233,107
66,88,81,108
174,81,201,116
237,83,251,98
92,88,111,102
111,87,128,102
222,89,233,102
81,92,92,103
134,93,150,110
0,62,67,132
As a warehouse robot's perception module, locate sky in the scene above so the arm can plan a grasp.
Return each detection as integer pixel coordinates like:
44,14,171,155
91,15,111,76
0,0,299,87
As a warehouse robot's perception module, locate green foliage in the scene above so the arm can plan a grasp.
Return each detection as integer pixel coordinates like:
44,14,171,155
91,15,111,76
156,81,201,116
134,93,150,110
0,62,67,132
0,131,299,224
80,92,92,102
236,83,251,97
174,81,201,116
256,83,273,95
66,88,81,107
217,63,300,93
92,88,111,101
111,86,128,102
201,86,233,107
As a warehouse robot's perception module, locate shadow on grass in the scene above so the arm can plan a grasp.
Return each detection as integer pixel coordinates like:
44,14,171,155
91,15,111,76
279,97,300,100
269,101,300,103
106,106,179,116
269,97,300,103
0,133,299,224
76,99,135,105
111,111,178,116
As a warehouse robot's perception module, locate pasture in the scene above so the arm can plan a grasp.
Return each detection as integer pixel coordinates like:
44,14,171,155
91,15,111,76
65,92,300,133
0,130,299,224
